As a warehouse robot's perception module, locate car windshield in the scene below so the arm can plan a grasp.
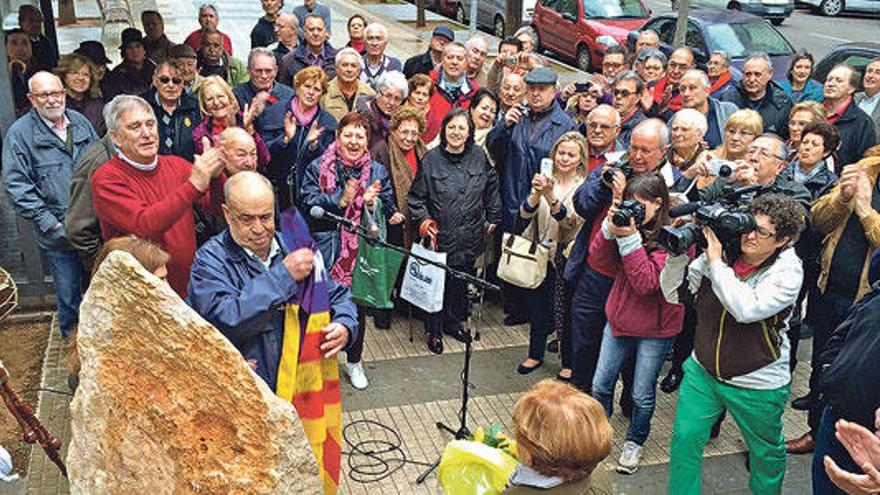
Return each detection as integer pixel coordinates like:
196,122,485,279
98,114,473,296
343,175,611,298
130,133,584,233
582,0,648,19
704,22,793,58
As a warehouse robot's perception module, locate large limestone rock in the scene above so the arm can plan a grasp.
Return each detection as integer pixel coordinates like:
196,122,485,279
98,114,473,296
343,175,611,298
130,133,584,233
68,251,322,494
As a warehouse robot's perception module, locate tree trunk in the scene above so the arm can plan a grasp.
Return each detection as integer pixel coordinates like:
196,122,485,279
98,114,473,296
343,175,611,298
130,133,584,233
417,0,425,27
58,0,77,26
673,0,689,48
505,0,522,37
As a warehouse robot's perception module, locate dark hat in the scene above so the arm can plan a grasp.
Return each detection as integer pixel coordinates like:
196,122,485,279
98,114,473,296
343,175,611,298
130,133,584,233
119,27,144,49
168,43,197,59
432,25,455,42
74,40,112,65
524,66,558,85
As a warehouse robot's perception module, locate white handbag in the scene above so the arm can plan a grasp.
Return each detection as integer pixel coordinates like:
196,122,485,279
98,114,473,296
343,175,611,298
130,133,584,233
496,218,549,289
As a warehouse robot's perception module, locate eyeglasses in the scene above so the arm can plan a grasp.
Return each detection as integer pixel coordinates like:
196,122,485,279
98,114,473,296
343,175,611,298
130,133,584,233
586,121,617,131
613,88,635,98
31,90,66,101
668,61,690,71
379,91,403,103
752,226,777,239
157,76,183,85
725,128,756,138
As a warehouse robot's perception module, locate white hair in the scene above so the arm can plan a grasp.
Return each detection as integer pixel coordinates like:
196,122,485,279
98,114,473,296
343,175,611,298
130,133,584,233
375,70,408,99
682,69,709,89
589,104,621,126
104,95,155,134
672,108,708,137
335,47,362,67
465,34,488,51
364,22,388,40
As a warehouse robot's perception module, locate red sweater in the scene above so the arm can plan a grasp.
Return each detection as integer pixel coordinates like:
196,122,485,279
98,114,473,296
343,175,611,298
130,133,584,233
589,228,686,339
91,155,225,296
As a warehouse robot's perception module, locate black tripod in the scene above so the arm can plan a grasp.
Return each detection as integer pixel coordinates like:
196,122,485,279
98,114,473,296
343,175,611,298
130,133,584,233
310,207,500,483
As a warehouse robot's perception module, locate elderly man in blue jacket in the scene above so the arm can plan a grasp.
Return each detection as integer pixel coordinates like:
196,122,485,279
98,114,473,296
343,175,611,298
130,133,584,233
3,71,98,339
187,171,357,390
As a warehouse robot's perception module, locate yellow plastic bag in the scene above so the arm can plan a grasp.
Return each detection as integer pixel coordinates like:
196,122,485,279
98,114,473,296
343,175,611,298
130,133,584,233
437,440,519,495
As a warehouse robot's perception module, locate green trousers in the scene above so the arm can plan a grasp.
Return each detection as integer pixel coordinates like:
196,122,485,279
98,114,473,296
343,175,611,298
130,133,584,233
668,357,790,495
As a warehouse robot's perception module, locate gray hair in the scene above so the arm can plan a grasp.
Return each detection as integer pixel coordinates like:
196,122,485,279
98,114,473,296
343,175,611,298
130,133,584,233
613,70,644,94
104,95,155,134
364,22,388,40
375,70,408,99
589,104,621,126
634,118,670,147
637,48,667,67
746,53,773,72
26,71,61,92
247,47,276,68
335,47,362,67
442,41,467,58
514,26,537,48
198,3,218,16
711,50,731,68
672,108,708,137
223,170,273,203
465,34,488,51
304,12,325,28
760,133,789,160
682,69,709,89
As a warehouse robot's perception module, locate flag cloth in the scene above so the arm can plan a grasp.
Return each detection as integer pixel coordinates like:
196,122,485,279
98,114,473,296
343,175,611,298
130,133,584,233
276,209,342,494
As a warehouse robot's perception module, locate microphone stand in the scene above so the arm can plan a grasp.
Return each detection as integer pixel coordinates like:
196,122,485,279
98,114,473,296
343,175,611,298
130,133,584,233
325,217,499,484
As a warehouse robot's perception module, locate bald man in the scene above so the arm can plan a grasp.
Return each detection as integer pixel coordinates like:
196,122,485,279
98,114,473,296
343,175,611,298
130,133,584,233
188,171,357,391
3,71,99,338
220,127,259,175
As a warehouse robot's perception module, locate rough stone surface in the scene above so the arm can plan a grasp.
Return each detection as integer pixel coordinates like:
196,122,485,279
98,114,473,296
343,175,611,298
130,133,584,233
68,251,322,494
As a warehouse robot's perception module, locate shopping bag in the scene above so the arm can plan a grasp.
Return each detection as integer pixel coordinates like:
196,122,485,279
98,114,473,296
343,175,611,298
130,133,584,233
399,240,446,313
351,200,406,309
496,217,549,289
437,440,518,495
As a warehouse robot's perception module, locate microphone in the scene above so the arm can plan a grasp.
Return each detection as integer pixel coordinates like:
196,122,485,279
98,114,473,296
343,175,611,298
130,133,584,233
309,206,358,229
669,202,701,218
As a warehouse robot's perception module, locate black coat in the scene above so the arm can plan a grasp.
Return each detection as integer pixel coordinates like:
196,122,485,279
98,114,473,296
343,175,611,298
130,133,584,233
833,102,878,171
408,145,502,267
721,81,792,138
780,160,837,272
818,282,880,428
403,50,434,79
145,89,202,162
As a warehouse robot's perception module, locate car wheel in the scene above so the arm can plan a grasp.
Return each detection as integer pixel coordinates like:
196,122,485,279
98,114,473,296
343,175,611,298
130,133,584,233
576,45,591,72
770,17,784,24
819,0,842,15
494,15,505,38
456,3,466,24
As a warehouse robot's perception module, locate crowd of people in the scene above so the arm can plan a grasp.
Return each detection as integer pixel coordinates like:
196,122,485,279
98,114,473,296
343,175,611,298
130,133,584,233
4,1,880,493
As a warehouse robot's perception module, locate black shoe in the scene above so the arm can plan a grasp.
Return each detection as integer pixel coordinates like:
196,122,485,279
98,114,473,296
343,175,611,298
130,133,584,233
426,334,443,354
503,314,529,326
517,360,543,374
791,395,812,411
660,370,683,394
556,371,571,382
373,310,392,330
546,339,560,353
443,324,472,344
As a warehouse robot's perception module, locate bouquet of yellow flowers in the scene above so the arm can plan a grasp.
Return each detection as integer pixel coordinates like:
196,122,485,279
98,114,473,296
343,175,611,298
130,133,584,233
437,424,519,495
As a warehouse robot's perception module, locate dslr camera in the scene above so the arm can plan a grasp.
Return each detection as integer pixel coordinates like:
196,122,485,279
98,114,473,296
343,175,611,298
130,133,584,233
658,186,760,255
602,159,633,184
612,199,646,228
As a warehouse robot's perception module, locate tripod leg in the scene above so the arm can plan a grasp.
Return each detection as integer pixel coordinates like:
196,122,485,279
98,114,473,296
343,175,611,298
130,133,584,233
416,458,440,484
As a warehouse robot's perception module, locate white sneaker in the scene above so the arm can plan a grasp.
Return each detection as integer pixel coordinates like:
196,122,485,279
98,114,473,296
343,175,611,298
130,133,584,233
346,362,369,390
616,440,642,475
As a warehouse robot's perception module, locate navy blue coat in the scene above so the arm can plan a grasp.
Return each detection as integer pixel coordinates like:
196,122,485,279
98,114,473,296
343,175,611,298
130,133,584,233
259,99,337,210
300,157,396,266
487,101,576,232
187,228,358,390
232,80,296,133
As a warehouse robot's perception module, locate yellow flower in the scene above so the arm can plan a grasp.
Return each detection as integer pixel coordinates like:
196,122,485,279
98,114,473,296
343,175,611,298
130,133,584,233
474,426,485,444
508,440,519,458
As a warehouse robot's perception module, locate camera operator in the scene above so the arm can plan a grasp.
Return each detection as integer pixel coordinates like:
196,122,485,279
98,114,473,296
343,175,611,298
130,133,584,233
694,134,811,211
565,118,669,397
661,193,805,495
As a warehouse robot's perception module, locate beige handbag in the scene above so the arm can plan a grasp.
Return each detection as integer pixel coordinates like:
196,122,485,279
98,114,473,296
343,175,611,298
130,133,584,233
496,218,549,289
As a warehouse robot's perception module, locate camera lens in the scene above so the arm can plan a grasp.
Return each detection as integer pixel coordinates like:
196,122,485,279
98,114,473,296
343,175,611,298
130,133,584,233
718,164,732,178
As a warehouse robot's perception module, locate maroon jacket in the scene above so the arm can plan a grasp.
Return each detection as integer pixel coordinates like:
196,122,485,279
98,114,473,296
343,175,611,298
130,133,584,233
590,228,687,339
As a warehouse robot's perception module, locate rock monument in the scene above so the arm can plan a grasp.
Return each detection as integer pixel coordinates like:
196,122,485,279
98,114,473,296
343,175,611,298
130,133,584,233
68,251,322,494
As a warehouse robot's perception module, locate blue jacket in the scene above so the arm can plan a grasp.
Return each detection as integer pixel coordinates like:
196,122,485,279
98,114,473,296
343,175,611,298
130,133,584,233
2,108,98,249
232,80,296,134
778,78,825,104
487,101,577,232
300,157,396,266
259,99,337,210
187,228,358,390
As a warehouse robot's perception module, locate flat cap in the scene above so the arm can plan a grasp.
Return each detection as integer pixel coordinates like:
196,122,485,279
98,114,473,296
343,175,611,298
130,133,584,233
524,66,557,85
168,43,197,59
432,25,455,42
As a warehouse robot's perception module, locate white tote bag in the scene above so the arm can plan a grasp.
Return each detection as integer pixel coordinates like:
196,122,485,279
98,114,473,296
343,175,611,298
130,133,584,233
400,241,447,313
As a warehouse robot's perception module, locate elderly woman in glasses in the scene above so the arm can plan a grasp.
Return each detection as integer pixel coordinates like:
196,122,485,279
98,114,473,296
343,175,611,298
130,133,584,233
54,53,106,135
356,70,409,155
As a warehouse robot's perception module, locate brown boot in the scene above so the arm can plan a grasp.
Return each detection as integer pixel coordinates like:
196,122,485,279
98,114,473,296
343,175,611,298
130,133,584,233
785,433,815,454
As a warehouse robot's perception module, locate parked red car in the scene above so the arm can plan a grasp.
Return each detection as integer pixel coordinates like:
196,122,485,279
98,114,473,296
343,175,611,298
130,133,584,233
531,0,650,72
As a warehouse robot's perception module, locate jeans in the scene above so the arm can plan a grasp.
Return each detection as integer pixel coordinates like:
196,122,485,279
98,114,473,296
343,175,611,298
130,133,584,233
526,267,554,361
812,406,860,494
41,248,83,338
592,323,673,445
570,265,614,393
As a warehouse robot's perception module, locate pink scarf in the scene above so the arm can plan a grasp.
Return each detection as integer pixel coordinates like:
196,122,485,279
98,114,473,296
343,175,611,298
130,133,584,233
290,97,319,126
318,141,373,287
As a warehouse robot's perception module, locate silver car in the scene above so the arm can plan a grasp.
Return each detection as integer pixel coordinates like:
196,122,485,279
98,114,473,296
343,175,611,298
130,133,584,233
671,0,794,25
454,0,537,38
800,0,880,16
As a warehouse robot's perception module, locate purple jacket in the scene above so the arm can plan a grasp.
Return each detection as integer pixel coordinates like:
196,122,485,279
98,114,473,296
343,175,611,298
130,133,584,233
191,112,271,168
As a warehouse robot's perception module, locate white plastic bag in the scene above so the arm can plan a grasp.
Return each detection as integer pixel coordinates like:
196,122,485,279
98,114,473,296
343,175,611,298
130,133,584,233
0,445,19,482
400,242,446,313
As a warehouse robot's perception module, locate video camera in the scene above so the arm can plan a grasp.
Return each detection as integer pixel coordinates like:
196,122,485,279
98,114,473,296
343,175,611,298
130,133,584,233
658,185,762,255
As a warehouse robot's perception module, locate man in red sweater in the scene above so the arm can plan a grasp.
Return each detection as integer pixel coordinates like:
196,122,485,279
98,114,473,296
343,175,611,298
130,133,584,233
91,95,226,296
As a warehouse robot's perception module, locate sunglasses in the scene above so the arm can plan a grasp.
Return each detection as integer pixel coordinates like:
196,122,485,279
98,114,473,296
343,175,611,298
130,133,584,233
158,76,183,85
613,88,635,98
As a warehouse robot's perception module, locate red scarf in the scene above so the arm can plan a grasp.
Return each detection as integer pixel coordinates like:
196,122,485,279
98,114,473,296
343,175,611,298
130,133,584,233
653,76,683,112
318,142,373,287
709,71,732,95
404,147,418,175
